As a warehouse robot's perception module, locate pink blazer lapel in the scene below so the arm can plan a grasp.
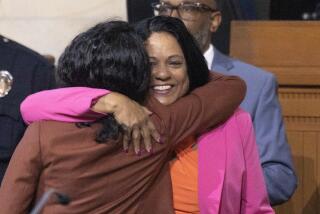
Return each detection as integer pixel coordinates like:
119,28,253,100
198,125,227,214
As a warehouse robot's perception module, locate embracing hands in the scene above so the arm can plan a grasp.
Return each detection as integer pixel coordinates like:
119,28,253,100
91,92,160,155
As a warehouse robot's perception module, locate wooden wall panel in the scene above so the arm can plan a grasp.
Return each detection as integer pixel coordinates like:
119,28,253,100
280,88,320,132
230,21,320,214
301,132,318,214
274,132,320,214
230,21,320,86
274,131,303,214
276,88,320,214
230,22,320,67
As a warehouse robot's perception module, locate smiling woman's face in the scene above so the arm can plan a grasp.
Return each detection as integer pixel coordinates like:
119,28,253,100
146,32,189,105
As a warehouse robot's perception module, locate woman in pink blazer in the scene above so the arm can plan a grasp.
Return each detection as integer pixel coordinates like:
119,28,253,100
198,109,271,213
20,16,273,213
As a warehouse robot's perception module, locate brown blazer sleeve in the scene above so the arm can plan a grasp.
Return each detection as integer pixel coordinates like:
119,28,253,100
0,122,42,213
148,72,246,146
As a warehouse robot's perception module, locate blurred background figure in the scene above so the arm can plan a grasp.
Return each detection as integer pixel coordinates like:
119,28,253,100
0,34,55,184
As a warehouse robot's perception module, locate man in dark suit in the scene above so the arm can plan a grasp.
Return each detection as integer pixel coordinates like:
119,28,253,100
151,0,297,205
0,35,55,183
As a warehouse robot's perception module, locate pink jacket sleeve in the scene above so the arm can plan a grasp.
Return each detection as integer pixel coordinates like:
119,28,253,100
20,87,109,124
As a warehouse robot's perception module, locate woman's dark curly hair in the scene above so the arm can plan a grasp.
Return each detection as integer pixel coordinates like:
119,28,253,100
134,16,209,92
56,20,151,142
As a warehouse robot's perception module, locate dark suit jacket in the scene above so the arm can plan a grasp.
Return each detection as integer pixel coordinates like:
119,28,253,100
0,75,245,213
0,35,55,183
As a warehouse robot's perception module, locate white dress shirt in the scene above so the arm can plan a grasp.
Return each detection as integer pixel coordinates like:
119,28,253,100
203,44,214,69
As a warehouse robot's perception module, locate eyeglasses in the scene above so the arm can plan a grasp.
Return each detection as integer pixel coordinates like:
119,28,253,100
151,2,218,21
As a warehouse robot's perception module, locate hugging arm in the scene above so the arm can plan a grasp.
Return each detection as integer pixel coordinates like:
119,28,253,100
21,87,110,125
155,72,246,144
93,72,246,147
21,73,246,150
21,87,159,153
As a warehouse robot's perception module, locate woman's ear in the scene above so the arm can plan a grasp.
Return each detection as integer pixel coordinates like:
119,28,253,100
210,11,222,33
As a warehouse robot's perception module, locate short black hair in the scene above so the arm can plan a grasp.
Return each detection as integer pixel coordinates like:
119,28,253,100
134,16,209,92
57,20,151,142
57,20,150,103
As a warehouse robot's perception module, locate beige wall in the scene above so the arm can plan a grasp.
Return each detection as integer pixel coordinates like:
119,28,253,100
0,0,127,61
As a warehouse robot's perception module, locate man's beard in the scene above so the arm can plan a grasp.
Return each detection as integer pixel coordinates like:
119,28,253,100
192,29,211,53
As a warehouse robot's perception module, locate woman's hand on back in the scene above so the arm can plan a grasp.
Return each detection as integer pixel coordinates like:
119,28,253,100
91,92,160,154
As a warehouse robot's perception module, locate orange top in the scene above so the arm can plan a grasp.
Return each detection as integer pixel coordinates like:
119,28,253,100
170,136,199,214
